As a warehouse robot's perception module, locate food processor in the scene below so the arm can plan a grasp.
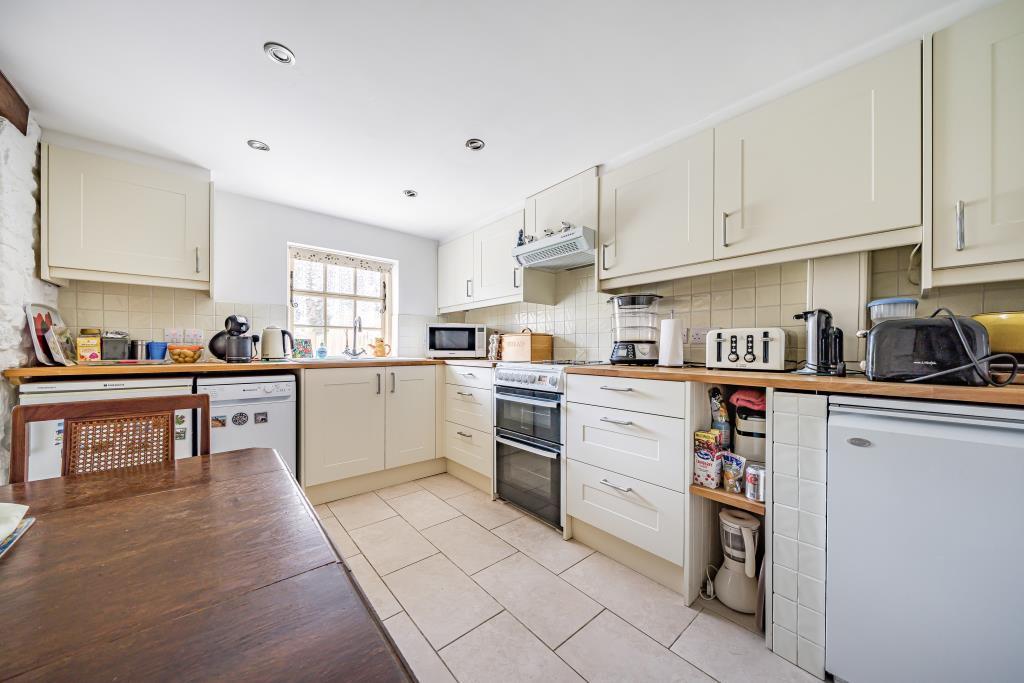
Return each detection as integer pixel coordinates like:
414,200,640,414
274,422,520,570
608,294,662,365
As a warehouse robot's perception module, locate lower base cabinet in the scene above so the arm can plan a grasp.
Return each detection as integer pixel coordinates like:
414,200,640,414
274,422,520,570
302,366,435,486
566,458,685,565
444,422,493,478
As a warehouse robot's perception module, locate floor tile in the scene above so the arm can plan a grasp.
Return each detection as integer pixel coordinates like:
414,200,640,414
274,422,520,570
671,611,818,683
561,553,699,646
345,554,402,620
319,516,359,558
418,473,476,499
440,611,583,683
376,480,425,500
557,611,712,682
387,490,461,530
447,490,523,529
327,492,396,531
492,516,594,573
383,612,456,683
313,503,334,520
349,516,438,576
421,516,515,575
384,554,502,649
473,553,602,648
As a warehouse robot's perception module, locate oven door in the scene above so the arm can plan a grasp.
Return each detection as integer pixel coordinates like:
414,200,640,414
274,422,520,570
494,385,562,444
495,429,561,528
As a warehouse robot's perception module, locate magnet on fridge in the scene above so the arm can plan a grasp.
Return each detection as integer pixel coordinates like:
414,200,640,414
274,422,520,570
255,412,268,424
211,416,227,428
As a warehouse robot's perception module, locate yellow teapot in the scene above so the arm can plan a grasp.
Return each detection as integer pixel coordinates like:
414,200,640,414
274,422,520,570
369,337,392,357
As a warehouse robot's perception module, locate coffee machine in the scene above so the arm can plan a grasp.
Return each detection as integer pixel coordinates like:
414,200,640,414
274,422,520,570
794,309,846,376
208,315,260,363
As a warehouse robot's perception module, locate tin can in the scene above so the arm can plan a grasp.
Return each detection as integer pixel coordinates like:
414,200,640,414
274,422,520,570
131,339,147,360
745,463,766,502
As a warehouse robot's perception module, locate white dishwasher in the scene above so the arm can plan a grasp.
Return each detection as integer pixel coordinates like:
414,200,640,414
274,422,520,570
196,375,297,477
827,396,1024,683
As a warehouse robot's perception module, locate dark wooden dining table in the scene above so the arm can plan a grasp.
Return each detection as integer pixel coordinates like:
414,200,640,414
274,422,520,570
0,448,411,682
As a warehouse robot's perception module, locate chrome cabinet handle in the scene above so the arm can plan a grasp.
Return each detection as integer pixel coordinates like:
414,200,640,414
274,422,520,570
376,373,381,394
600,478,632,493
390,372,396,393
456,431,473,438
460,372,476,378
955,200,965,251
721,212,729,248
599,385,633,392
601,243,609,270
466,279,473,298
513,268,521,288
600,417,633,426
456,391,473,397
847,437,872,448
195,246,200,273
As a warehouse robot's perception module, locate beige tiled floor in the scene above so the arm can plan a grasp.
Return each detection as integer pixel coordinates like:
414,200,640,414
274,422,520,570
320,473,819,683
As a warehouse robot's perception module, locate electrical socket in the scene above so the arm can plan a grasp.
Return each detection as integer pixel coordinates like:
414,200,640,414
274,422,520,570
689,327,711,345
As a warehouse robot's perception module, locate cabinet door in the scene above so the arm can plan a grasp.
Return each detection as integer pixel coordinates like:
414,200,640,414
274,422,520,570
714,42,921,259
303,368,385,485
599,130,713,278
46,145,210,281
437,233,475,309
474,211,523,302
385,365,436,468
933,1,1024,268
524,167,598,238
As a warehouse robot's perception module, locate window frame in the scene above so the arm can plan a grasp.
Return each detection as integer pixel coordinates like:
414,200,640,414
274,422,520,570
287,245,393,356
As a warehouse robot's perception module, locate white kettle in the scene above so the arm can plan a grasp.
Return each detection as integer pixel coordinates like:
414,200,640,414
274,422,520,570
260,326,294,360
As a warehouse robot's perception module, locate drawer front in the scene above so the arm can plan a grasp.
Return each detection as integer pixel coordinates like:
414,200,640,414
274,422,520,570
567,402,686,492
444,422,493,478
445,366,493,390
445,385,492,432
566,374,686,418
566,459,685,565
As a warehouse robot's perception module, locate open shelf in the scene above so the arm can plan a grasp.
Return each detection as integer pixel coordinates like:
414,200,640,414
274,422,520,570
690,484,766,516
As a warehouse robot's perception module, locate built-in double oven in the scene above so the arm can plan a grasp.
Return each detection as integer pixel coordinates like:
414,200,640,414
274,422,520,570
493,382,564,529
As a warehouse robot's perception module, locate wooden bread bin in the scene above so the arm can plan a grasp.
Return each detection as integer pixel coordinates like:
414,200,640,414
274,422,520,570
500,328,553,362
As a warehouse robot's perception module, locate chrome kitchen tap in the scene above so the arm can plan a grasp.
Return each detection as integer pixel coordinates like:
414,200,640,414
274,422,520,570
342,316,366,358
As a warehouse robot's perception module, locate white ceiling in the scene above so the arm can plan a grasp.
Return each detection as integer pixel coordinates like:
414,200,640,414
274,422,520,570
0,0,990,240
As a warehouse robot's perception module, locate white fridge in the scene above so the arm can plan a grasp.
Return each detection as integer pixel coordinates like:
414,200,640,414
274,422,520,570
17,377,195,481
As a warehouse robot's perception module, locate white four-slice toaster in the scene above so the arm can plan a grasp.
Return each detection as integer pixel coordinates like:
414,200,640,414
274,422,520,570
706,327,788,371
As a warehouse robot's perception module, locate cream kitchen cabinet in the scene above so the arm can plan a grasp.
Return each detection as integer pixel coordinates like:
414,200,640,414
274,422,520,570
473,211,524,302
42,143,211,289
931,0,1024,281
714,41,922,259
524,167,598,238
599,130,714,280
443,364,493,480
437,232,475,309
302,366,436,486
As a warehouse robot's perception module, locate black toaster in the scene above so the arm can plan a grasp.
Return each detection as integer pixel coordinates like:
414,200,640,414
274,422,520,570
863,316,991,386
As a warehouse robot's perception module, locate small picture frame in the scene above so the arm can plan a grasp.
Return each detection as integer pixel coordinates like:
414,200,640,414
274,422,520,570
293,338,313,358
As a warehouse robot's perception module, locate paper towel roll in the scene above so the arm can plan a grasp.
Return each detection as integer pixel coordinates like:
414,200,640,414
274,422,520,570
658,318,685,367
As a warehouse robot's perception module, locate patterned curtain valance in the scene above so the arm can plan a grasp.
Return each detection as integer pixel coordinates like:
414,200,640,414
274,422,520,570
289,246,394,274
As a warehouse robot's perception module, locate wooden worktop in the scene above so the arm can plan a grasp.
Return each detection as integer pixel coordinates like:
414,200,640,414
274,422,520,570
565,365,1024,407
0,449,409,681
1,358,444,384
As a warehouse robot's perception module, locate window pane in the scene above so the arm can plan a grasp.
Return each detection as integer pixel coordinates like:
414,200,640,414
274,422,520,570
326,298,355,326
293,294,324,326
356,269,382,297
326,265,355,294
293,326,324,353
356,300,382,328
292,260,324,291
358,328,382,352
326,328,351,357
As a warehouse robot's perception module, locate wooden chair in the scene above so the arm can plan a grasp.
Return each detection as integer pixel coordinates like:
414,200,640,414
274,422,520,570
9,394,211,483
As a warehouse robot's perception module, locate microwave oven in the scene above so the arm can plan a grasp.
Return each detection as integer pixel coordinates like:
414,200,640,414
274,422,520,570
426,323,488,358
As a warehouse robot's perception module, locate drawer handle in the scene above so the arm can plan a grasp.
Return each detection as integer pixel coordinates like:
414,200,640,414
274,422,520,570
460,372,476,378
599,478,632,493
456,391,474,397
456,431,473,439
600,417,633,426
599,386,633,392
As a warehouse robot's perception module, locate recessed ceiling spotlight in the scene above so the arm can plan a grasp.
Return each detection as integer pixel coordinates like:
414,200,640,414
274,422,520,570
403,189,418,198
247,139,270,151
264,42,296,65
465,138,485,151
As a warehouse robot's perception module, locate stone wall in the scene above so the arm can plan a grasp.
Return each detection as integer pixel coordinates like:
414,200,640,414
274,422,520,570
0,116,57,482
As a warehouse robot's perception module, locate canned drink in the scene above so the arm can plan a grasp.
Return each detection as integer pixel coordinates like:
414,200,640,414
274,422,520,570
745,463,766,502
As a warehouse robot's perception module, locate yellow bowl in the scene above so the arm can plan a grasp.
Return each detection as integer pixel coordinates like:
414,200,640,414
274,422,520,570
972,312,1024,354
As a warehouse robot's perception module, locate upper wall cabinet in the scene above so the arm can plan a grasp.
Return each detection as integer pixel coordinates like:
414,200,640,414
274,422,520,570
42,144,212,290
524,167,598,238
714,42,922,260
437,211,554,314
931,0,1024,282
599,130,714,280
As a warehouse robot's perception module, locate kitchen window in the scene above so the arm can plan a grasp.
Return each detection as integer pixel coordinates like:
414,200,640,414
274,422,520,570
288,245,393,357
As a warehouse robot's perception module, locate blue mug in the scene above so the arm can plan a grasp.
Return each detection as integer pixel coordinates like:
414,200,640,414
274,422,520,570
146,341,168,361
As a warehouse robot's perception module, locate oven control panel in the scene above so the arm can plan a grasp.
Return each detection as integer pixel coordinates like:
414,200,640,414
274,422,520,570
705,327,788,371
495,369,560,390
